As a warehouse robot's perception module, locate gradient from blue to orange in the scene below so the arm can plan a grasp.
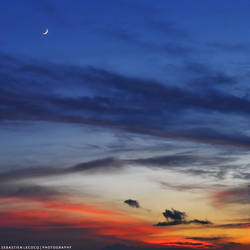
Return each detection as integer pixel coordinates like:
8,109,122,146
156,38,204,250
0,1,250,249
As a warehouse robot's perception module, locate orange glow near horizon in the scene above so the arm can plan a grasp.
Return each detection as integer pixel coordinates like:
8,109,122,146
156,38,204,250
0,196,249,249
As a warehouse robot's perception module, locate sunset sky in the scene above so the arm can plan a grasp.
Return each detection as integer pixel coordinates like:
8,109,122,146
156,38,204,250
0,1,250,249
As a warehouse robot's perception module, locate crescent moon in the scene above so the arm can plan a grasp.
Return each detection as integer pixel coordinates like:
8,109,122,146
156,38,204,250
43,29,48,35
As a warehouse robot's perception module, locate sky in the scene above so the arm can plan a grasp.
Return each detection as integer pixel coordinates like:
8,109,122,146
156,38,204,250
0,0,250,249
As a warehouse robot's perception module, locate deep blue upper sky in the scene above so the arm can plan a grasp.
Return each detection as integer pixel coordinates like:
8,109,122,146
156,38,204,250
2,0,250,73
1,0,250,98
1,0,250,167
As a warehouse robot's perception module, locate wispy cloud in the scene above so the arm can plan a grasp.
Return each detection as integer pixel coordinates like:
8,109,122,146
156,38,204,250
212,185,250,206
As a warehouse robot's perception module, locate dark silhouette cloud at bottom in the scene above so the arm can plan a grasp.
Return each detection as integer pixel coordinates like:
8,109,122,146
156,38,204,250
102,243,248,250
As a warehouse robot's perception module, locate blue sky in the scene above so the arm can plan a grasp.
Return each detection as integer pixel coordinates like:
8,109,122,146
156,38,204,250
0,1,250,250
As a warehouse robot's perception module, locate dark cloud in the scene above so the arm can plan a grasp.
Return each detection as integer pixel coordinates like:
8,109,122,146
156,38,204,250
160,182,227,192
102,243,205,250
155,219,211,227
2,52,250,150
215,222,250,229
162,242,204,247
186,237,224,242
163,209,186,221
187,219,250,230
233,171,250,181
188,73,237,88
132,153,235,169
124,199,140,208
0,184,64,200
155,208,212,227
132,153,240,181
188,219,212,225
70,157,123,172
0,157,121,183
133,155,194,167
0,166,66,183
181,61,239,98
155,221,184,226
